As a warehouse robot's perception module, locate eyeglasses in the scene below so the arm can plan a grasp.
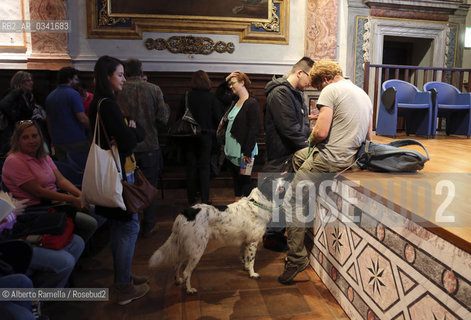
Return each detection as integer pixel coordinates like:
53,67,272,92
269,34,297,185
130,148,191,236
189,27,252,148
228,80,238,87
16,120,34,128
302,70,310,77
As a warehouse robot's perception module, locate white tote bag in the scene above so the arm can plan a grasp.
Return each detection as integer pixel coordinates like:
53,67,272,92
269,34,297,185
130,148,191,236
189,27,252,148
81,99,127,210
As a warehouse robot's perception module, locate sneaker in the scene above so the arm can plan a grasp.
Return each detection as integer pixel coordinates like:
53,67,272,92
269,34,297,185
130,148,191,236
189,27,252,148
278,259,310,284
114,282,149,305
131,274,149,285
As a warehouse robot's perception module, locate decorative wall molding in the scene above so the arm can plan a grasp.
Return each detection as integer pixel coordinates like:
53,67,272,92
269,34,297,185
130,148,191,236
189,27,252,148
369,8,449,21
144,36,235,55
353,17,455,87
364,0,462,18
87,0,289,44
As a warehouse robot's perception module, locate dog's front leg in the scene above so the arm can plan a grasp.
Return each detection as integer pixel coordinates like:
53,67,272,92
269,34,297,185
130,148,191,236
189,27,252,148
240,246,249,270
174,263,184,285
245,242,261,279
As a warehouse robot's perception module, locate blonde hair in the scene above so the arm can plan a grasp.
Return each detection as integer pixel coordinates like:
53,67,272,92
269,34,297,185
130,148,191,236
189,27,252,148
309,60,343,89
10,71,32,90
9,120,47,160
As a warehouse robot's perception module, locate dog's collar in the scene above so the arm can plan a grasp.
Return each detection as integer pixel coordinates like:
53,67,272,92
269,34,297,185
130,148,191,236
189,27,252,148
249,199,281,212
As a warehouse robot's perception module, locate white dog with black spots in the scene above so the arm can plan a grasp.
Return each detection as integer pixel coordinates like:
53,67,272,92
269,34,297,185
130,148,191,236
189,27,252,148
149,177,287,294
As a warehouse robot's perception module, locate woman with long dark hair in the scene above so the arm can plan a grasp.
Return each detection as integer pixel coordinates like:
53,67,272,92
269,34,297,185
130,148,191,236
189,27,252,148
88,55,148,305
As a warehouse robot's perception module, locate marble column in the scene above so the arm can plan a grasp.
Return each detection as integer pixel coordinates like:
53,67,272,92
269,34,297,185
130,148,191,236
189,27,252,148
305,0,338,60
28,0,71,69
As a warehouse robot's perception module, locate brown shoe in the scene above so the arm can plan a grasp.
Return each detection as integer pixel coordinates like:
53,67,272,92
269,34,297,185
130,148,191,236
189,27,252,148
131,274,149,285
278,259,310,285
114,282,149,305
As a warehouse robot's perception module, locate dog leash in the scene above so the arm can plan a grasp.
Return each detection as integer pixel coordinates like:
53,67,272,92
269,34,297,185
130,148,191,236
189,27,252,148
249,199,282,212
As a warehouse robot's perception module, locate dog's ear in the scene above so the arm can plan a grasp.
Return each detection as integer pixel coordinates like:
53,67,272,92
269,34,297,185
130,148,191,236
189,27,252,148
182,207,201,221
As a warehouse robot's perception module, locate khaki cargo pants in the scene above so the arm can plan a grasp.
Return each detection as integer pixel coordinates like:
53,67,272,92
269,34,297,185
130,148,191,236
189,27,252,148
285,147,346,266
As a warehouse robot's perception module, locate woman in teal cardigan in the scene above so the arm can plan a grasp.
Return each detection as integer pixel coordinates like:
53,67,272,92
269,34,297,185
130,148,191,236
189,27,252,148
223,71,261,200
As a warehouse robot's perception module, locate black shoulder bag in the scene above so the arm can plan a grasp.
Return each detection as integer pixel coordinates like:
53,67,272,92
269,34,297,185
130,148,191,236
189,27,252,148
168,92,201,138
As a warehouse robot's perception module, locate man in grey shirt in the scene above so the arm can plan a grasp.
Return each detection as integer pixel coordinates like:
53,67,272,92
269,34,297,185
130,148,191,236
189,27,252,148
117,58,170,238
278,60,373,284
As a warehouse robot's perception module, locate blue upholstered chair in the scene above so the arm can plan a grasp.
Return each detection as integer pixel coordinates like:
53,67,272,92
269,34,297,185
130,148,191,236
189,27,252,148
423,81,471,138
376,80,433,138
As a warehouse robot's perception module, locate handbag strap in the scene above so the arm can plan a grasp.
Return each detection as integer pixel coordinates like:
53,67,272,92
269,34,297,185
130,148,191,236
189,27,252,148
91,98,106,146
185,91,189,112
96,99,122,174
387,139,430,160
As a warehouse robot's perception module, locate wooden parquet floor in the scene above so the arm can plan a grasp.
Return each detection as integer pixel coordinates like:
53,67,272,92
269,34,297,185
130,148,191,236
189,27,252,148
43,188,348,320
43,131,470,319
345,132,471,253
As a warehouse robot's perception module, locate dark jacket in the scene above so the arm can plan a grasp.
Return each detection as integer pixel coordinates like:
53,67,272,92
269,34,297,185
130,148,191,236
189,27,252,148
88,96,145,220
89,96,145,171
179,89,222,134
264,77,310,161
229,96,261,157
0,89,35,155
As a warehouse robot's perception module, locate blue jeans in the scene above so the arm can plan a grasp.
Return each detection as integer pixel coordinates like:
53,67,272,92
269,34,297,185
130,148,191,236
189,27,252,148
0,274,35,320
28,234,85,288
110,171,140,284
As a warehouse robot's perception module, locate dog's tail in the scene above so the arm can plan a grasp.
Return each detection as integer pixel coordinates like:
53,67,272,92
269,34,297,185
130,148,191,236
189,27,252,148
149,214,189,269
149,231,179,269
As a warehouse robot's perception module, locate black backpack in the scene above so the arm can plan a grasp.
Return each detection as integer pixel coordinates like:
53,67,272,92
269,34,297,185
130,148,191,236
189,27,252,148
356,139,430,172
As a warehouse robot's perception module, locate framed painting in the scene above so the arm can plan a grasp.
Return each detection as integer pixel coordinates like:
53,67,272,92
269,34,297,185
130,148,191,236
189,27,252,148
87,0,289,44
304,88,320,129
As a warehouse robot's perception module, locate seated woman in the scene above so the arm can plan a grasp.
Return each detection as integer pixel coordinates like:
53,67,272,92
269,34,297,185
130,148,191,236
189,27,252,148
1,120,97,243
0,198,84,289
0,273,36,319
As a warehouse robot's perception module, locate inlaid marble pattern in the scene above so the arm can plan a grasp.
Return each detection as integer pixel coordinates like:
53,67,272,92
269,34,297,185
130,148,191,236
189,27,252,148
305,0,337,60
306,180,471,320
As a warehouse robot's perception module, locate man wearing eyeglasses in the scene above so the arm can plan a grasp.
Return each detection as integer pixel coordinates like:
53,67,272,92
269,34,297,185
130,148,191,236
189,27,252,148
278,60,373,285
264,57,314,162
262,57,314,252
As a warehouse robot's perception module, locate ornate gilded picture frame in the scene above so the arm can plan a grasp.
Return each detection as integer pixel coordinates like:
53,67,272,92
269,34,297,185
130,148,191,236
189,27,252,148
87,0,289,44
